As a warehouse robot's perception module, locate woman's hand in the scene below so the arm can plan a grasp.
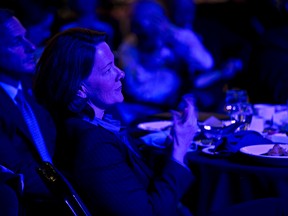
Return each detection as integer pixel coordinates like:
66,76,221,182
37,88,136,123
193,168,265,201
170,95,198,164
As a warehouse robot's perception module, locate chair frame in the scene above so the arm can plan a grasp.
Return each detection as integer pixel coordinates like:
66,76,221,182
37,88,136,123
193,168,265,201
37,162,92,216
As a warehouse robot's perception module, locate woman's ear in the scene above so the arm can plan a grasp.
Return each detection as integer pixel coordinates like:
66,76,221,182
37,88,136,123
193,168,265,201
68,84,88,113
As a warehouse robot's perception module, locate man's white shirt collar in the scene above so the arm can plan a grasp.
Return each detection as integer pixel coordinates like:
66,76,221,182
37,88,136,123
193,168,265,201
0,81,22,104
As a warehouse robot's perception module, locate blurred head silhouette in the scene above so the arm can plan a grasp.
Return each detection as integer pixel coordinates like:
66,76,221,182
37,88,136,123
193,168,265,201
166,0,195,29
130,0,168,50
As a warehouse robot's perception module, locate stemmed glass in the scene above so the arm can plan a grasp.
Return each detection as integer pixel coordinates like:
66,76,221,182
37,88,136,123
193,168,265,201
225,89,253,130
229,103,253,130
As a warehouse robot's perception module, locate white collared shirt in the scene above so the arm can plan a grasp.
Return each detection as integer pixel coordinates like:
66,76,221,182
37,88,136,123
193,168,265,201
0,81,21,104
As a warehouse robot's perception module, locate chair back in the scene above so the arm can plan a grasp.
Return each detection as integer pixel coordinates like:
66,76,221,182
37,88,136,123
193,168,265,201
37,162,92,216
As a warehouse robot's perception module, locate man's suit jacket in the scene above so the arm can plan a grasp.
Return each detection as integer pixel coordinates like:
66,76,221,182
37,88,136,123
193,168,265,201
0,164,22,216
0,86,56,197
55,117,194,216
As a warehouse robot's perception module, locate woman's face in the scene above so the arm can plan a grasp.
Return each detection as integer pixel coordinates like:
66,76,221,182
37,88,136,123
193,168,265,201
83,42,125,109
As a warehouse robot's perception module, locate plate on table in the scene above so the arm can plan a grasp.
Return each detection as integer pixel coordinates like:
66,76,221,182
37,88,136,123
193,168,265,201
239,144,288,166
201,146,234,157
201,146,220,155
193,140,214,148
137,121,172,132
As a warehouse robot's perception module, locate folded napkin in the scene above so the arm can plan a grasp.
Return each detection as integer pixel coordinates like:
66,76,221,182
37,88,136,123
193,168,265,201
273,110,288,126
213,130,271,155
266,133,288,144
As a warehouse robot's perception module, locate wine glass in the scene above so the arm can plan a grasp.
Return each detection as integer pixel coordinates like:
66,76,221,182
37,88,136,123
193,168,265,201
225,89,253,130
229,102,253,130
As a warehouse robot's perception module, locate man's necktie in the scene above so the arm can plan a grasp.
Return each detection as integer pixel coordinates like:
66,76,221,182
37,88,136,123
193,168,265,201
15,89,52,163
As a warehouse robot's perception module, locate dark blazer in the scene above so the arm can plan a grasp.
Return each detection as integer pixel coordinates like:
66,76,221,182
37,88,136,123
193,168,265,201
0,164,22,216
0,86,63,214
55,117,194,216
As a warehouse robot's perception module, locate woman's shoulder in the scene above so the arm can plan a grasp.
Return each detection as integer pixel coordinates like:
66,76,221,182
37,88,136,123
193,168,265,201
61,117,128,157
60,117,124,151
64,117,114,137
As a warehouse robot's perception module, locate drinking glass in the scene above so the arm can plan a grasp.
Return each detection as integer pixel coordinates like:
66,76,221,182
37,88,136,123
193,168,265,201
229,102,253,130
225,90,252,130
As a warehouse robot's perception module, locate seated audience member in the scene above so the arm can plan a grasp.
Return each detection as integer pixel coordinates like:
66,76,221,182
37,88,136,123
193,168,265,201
33,27,198,216
0,9,66,215
116,0,213,123
117,0,242,121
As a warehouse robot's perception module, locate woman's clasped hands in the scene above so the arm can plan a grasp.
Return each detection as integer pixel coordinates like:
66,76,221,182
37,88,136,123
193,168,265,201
169,95,198,164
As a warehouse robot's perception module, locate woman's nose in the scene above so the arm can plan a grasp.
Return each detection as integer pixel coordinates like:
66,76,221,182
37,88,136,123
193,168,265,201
116,67,125,80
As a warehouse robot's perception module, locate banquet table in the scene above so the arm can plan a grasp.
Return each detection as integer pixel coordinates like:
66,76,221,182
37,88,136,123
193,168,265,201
184,149,288,216
129,110,288,216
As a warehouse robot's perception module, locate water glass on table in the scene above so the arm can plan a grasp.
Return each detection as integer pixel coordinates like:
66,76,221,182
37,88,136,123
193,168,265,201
229,102,253,130
225,90,253,130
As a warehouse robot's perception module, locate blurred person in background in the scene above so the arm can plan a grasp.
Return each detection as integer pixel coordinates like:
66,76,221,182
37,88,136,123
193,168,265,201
117,0,215,124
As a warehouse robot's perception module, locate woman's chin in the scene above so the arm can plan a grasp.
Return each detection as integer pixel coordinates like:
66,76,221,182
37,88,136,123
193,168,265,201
117,94,124,103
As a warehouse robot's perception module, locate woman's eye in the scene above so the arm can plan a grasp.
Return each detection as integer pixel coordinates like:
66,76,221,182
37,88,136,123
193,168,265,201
102,63,114,75
105,67,112,74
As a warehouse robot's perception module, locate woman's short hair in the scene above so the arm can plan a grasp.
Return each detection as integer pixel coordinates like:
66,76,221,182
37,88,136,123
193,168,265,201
34,27,107,120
